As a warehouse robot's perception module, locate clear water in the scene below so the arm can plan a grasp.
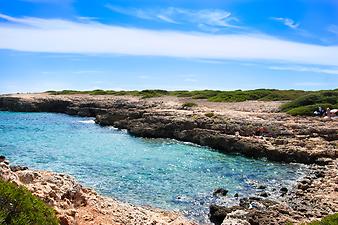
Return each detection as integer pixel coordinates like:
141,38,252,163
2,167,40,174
0,112,306,223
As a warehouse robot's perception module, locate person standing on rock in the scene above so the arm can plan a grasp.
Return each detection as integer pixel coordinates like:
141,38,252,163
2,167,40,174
326,108,331,120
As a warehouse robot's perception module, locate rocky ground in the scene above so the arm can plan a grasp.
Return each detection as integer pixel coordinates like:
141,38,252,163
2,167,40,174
0,157,194,225
211,159,338,225
0,93,337,225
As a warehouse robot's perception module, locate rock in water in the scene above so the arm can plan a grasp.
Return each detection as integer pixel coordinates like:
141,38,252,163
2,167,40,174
213,188,229,197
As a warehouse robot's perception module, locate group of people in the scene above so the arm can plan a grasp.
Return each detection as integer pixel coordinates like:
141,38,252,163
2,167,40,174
314,107,338,120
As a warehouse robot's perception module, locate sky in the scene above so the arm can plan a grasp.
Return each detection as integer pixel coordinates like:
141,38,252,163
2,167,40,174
0,0,338,93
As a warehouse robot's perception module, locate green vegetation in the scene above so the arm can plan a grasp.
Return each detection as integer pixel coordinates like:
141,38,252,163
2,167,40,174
287,213,338,225
304,213,338,225
0,179,59,225
46,89,338,116
46,89,168,99
280,90,338,116
47,88,307,101
204,112,215,118
182,102,198,108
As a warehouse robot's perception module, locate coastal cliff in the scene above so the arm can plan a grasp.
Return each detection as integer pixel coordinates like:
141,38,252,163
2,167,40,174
0,93,337,225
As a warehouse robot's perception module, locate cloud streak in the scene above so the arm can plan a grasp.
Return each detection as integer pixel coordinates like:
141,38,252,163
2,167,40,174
0,14,338,66
269,66,338,75
106,5,239,29
271,17,299,29
328,25,338,36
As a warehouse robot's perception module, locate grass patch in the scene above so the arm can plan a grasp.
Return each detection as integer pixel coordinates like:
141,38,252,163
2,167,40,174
0,179,59,225
46,89,338,116
205,112,215,117
287,213,338,225
182,102,198,108
280,90,338,116
305,213,338,225
47,89,307,101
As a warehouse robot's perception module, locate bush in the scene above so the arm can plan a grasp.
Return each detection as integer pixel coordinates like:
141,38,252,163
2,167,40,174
0,179,59,225
295,213,338,225
205,112,215,117
280,90,338,116
182,102,198,108
286,104,335,116
308,213,338,225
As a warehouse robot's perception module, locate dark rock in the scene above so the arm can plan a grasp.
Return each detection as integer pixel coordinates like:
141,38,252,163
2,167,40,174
209,205,242,225
314,170,325,178
257,185,267,189
213,188,228,197
0,155,6,162
234,193,239,198
10,165,29,172
280,187,288,196
260,192,269,197
315,158,333,166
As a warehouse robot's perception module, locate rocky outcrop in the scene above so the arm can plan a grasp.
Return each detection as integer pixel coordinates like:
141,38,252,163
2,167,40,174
209,159,338,225
0,157,194,225
1,94,337,164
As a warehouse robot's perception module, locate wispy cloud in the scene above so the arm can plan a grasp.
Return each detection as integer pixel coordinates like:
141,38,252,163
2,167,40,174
269,65,338,75
328,25,338,36
106,5,239,30
0,14,338,66
271,17,299,29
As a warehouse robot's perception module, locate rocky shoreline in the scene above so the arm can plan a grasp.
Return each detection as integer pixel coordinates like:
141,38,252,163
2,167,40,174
0,93,337,224
0,157,194,225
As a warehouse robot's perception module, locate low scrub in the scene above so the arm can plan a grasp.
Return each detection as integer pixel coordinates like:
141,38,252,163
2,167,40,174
47,89,338,117
182,102,198,108
305,213,338,225
287,213,338,225
280,91,338,116
0,179,59,225
205,112,215,117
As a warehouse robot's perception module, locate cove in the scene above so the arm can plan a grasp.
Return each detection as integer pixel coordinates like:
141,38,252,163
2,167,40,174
0,112,307,223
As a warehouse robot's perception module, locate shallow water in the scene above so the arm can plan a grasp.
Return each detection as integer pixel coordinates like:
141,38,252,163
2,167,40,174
0,112,307,223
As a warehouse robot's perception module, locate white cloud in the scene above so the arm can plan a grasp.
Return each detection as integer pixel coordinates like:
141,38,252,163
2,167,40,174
269,66,338,75
0,14,338,66
271,17,299,29
106,5,239,29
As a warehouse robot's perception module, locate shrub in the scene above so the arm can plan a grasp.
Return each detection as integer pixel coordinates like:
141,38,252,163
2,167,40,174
0,179,59,225
286,104,335,116
280,90,338,116
296,213,338,225
182,102,198,108
205,112,215,118
140,90,169,98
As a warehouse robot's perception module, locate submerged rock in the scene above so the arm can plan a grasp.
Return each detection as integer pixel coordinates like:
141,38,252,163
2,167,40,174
213,188,229,197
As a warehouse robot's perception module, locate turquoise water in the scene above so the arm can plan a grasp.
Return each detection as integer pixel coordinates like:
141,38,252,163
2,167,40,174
0,112,306,223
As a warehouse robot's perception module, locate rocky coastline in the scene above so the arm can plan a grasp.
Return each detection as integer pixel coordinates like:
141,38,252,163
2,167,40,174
0,157,194,225
0,93,337,224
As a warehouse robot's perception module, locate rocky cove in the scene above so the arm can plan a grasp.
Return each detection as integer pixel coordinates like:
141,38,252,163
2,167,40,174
0,93,337,225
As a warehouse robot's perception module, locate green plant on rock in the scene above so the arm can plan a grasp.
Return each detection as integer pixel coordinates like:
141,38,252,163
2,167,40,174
0,179,59,225
205,112,215,118
287,213,338,225
182,102,198,108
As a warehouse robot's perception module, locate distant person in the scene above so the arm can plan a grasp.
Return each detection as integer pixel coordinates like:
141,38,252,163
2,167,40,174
323,108,332,120
314,107,325,116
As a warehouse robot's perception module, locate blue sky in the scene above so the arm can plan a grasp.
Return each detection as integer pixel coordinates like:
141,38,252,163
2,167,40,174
0,0,337,93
